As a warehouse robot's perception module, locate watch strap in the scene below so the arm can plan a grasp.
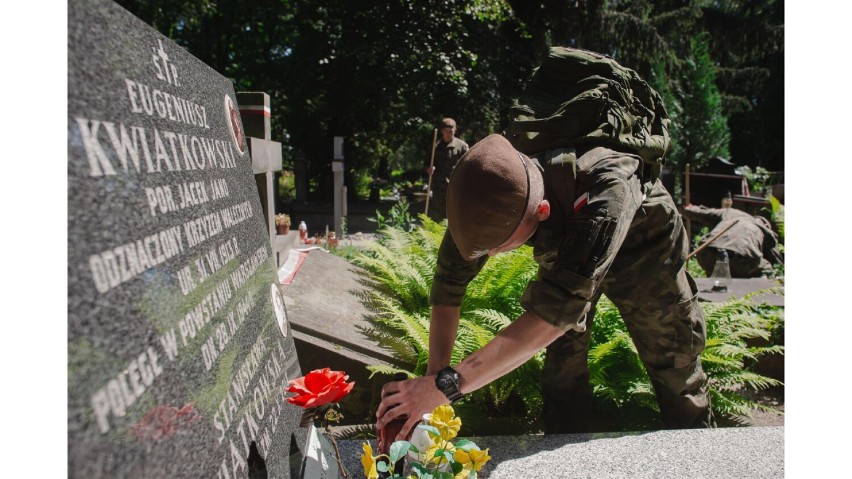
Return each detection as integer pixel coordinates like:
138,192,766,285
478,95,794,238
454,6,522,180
444,387,463,403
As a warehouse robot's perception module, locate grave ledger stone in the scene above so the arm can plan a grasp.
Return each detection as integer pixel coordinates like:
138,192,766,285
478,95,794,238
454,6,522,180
68,0,306,477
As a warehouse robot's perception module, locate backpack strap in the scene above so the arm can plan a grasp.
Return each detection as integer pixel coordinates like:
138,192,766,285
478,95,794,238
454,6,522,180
540,147,578,222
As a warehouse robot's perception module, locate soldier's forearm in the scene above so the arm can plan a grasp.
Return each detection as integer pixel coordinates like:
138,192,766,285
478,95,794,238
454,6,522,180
455,310,565,395
427,305,460,375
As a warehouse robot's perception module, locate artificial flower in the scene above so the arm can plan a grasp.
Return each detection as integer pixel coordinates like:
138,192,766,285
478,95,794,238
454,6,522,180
428,404,461,441
424,441,455,468
286,368,354,477
408,419,435,459
285,368,355,409
381,403,492,478
453,448,491,472
361,442,378,479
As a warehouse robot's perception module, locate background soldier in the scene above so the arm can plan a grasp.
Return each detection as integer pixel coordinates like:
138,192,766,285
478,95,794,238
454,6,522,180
426,118,469,222
684,204,783,278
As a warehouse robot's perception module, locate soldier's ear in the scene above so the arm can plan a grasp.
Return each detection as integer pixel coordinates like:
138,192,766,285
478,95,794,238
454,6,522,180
535,200,550,221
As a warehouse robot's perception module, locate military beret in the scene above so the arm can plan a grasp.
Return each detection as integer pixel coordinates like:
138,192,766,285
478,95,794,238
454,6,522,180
447,134,531,260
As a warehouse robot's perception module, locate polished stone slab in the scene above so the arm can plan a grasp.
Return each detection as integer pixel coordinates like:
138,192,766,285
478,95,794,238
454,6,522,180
68,1,306,477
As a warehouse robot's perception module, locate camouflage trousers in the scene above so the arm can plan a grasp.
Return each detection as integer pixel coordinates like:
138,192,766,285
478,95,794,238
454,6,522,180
542,177,714,433
695,247,773,278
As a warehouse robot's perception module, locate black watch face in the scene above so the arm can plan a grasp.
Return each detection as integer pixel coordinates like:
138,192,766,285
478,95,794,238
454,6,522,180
437,375,451,389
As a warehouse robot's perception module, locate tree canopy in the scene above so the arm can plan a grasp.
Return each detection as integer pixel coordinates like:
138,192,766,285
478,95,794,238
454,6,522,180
115,0,783,204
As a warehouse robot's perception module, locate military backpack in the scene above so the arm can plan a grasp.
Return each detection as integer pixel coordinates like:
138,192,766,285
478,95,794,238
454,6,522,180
507,47,671,173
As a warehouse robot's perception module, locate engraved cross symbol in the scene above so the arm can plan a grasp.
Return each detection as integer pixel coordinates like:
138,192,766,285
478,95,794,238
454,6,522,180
154,39,171,83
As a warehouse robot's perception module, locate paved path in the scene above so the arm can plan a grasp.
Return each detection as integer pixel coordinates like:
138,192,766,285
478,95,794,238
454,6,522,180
694,277,784,307
338,426,784,478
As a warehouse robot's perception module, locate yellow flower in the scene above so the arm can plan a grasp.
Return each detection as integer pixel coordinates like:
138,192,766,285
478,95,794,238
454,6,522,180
361,442,378,479
428,404,461,441
453,448,491,472
454,468,472,479
424,441,455,467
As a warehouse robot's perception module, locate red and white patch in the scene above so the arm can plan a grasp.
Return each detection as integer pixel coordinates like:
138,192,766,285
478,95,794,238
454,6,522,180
573,192,589,214
224,94,246,155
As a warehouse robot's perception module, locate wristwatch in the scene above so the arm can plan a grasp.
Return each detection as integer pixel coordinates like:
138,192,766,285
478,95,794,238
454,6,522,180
435,366,464,403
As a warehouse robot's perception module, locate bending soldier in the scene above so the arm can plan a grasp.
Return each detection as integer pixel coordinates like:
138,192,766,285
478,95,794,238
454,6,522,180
377,48,714,438
684,204,783,278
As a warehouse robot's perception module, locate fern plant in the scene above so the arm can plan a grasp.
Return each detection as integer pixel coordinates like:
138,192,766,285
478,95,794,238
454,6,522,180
352,216,542,427
766,194,785,243
589,291,784,429
701,290,785,422
352,218,783,432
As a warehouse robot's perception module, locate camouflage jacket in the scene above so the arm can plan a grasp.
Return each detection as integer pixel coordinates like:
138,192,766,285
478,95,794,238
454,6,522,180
430,146,646,331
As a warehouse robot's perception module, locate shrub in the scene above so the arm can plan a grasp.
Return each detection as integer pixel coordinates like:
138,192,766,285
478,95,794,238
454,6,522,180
367,198,418,232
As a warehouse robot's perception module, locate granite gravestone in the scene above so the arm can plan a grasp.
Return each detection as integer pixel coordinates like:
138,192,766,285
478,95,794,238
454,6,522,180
68,0,307,477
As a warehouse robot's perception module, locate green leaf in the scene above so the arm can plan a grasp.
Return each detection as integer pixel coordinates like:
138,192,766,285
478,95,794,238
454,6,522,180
390,440,412,463
417,424,441,438
455,439,479,451
434,449,454,462
376,460,389,473
411,462,429,475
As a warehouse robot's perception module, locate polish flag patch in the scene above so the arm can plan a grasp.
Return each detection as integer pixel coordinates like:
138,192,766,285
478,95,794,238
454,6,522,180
573,192,589,214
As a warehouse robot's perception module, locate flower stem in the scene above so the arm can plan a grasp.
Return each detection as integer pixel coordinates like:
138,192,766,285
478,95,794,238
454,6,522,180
437,438,450,470
326,424,348,478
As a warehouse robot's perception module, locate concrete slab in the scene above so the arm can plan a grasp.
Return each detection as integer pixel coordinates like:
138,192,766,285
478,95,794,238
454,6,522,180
694,277,784,307
337,426,784,478
281,248,404,367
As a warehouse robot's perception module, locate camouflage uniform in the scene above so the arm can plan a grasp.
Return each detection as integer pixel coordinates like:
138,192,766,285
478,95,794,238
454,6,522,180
428,137,469,223
431,145,713,433
684,205,783,278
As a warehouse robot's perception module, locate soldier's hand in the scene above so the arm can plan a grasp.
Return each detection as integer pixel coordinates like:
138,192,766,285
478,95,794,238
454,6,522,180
376,375,446,442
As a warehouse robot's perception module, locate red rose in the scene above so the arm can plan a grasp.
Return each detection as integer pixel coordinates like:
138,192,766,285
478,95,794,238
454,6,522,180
286,368,355,409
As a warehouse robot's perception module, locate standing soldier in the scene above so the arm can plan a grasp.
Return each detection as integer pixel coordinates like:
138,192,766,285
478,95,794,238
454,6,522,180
426,118,469,222
378,48,714,438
